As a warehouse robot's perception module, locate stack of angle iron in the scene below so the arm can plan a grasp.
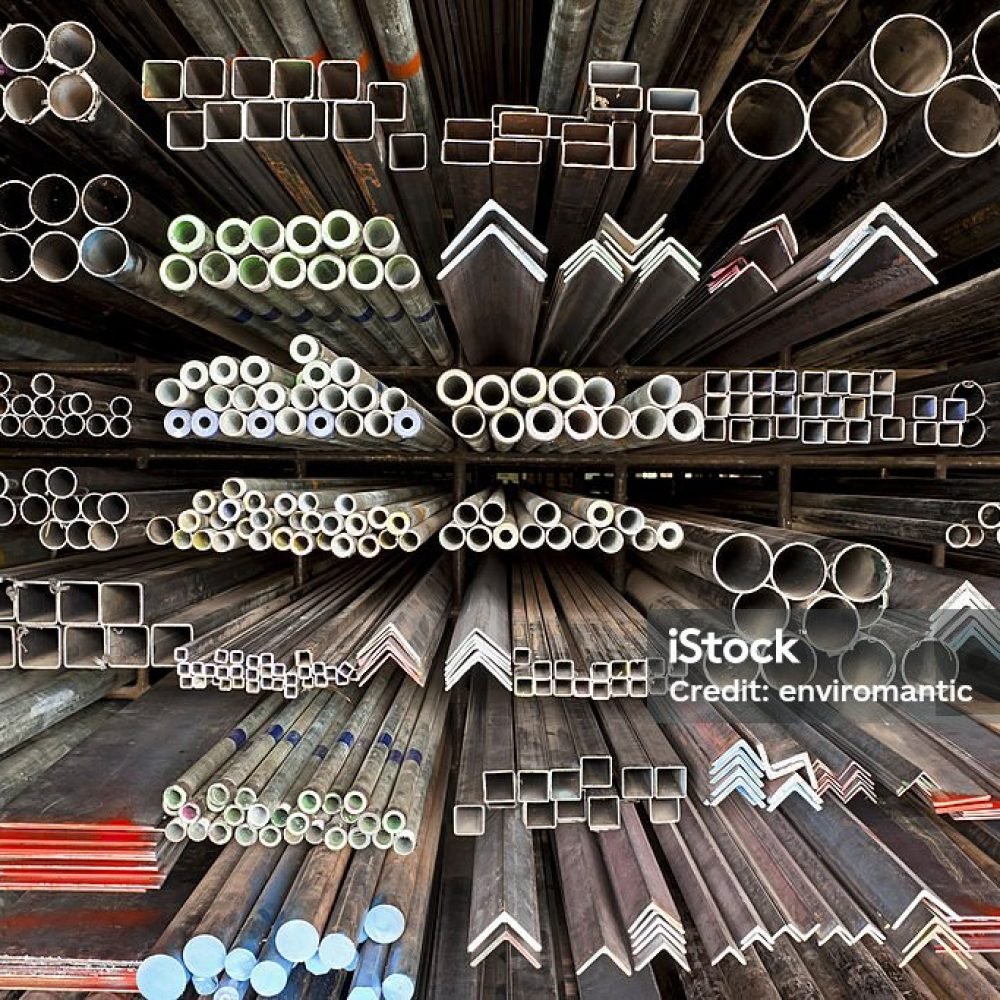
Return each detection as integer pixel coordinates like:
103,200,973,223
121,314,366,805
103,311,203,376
159,477,452,559
142,744,450,1000
651,685,827,813
155,348,452,450
440,553,677,698
439,486,685,555
641,203,940,366
162,672,449,859
6,465,192,556
646,689,1000,960
444,553,511,690
677,367,986,449
634,507,998,683
453,673,687,837
537,213,701,366
160,210,452,366
0,172,164,286
174,554,453,696
0,367,158,440
0,546,285,671
437,200,547,366
437,367,704,453
461,798,688,978
0,677,254,891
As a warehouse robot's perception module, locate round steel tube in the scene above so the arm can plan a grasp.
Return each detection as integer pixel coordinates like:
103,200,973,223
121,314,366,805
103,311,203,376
0,180,32,232
29,174,79,226
0,233,31,282
727,79,807,159
807,81,886,161
837,636,895,685
29,231,78,283
2,76,48,125
923,75,1000,158
436,369,474,408
1,23,46,71
713,532,773,593
510,367,547,407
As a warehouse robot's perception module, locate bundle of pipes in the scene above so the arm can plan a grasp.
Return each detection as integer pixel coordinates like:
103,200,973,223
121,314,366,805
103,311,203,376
0,367,158,440
539,212,702,366
142,742,449,1000
439,485,684,556
0,677,254,891
0,171,164,286
162,476,452,558
0,546,280,670
1,464,190,555
437,367,704,454
453,673,687,837
680,368,985,449
156,348,453,450
0,20,234,229
159,209,452,366
630,508,895,659
161,672,449,858
174,554,453,696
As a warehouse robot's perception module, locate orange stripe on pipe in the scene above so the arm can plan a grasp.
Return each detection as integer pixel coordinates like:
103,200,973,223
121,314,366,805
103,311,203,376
386,50,422,80
307,49,328,69
357,48,371,75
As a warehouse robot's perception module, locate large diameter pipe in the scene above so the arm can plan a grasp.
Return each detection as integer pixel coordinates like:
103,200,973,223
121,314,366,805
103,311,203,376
839,14,952,113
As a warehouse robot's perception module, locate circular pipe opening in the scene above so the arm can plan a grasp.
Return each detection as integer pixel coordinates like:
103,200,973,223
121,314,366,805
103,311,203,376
924,76,1000,157
81,174,130,225
29,174,79,226
1,24,46,71
807,82,886,161
871,14,951,99
727,79,807,159
3,76,48,124
48,71,100,120
771,542,826,600
0,180,33,231
714,532,773,593
838,636,895,685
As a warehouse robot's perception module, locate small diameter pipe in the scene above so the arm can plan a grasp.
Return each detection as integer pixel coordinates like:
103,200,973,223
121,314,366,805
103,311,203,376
547,369,585,408
473,374,510,415
510,367,547,407
490,408,525,452
363,216,403,258
322,209,363,256
436,369,474,408
168,215,215,257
